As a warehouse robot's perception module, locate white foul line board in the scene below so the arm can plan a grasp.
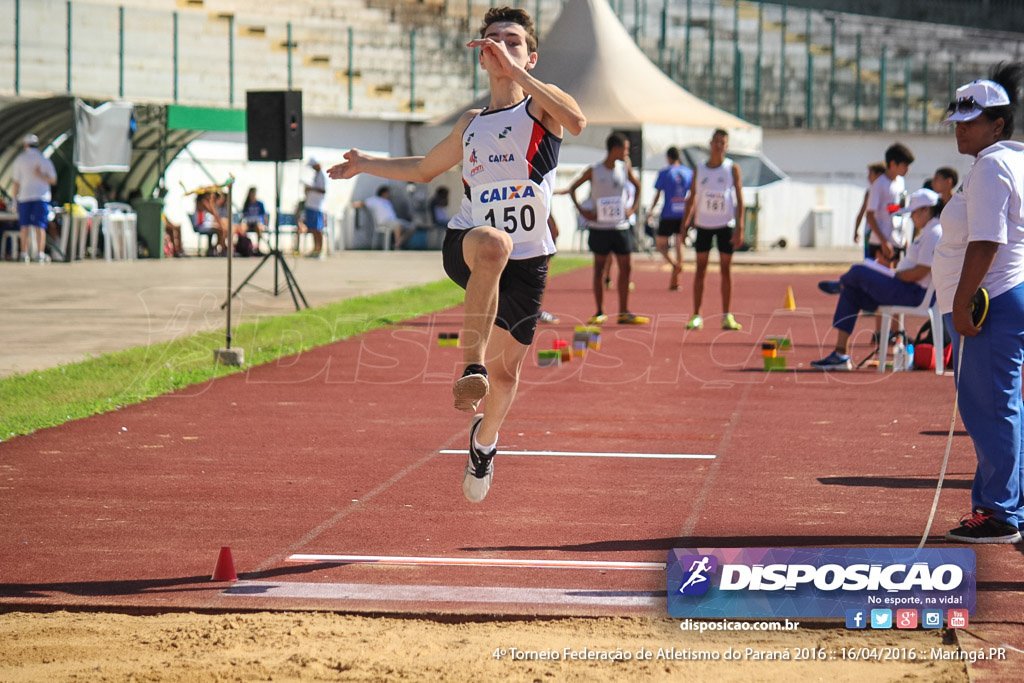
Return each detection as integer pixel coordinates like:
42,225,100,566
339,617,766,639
223,581,663,608
437,449,716,460
286,554,667,571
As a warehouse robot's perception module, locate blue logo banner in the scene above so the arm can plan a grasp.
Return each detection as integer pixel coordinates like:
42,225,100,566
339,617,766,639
667,548,975,619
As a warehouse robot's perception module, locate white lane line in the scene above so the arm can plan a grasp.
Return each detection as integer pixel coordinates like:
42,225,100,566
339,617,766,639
223,581,663,608
286,554,666,571
438,449,716,460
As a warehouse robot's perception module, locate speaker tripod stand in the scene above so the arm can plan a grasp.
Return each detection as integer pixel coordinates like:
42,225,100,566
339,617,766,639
222,161,309,311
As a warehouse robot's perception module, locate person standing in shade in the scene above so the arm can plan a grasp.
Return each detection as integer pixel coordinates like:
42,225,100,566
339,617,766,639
566,133,648,326
932,65,1024,544
328,6,585,503
10,134,56,263
648,146,693,290
865,143,915,267
303,158,327,258
682,129,744,331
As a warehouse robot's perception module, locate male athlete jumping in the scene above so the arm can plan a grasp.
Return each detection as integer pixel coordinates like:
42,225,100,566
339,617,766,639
328,7,585,502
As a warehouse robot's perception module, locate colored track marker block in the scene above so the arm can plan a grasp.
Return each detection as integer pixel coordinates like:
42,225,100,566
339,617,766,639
438,332,460,347
537,349,561,367
766,336,792,350
552,339,569,350
762,348,777,359
763,356,787,371
573,331,591,345
559,347,572,362
211,546,238,582
573,341,587,358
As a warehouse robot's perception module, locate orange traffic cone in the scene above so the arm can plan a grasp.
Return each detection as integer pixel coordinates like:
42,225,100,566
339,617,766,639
211,546,238,581
783,286,796,311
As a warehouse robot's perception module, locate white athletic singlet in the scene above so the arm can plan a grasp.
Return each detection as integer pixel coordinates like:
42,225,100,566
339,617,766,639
693,159,738,229
587,160,631,230
449,97,561,260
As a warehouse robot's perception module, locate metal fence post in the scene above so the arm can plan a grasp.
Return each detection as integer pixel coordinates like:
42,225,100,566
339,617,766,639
780,0,787,120
684,0,691,89
904,55,910,132
659,0,667,69
735,49,744,119
410,30,416,113
879,44,887,130
119,6,124,98
173,11,178,102
287,22,293,90
228,14,234,106
708,1,715,105
755,1,763,124
855,33,861,128
828,17,836,129
66,0,72,93
805,9,811,128
922,62,929,133
348,27,354,112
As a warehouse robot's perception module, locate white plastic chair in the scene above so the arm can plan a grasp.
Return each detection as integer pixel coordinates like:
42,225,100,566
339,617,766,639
877,282,945,375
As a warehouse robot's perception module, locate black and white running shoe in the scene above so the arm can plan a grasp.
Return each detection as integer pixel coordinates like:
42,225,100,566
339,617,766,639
463,413,495,503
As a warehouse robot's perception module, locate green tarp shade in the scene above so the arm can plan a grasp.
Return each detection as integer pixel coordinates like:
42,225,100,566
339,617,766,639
167,105,246,132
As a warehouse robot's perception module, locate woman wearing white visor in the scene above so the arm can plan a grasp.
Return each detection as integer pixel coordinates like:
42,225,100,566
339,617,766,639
932,63,1024,544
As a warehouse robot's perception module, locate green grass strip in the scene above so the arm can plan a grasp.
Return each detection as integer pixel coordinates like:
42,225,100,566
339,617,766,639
0,256,589,440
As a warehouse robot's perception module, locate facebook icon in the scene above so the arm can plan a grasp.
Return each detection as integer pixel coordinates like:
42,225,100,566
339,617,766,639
845,609,867,629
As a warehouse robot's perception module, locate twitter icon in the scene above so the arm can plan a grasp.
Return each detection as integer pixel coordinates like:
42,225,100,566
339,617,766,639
870,609,893,629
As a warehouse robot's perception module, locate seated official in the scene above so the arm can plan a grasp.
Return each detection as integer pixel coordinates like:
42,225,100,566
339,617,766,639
353,186,414,249
812,188,943,371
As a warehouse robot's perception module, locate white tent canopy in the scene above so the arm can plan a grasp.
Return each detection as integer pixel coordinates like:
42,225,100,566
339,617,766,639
430,0,762,158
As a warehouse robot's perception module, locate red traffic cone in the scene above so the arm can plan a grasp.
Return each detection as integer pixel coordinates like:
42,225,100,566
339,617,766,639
211,546,238,581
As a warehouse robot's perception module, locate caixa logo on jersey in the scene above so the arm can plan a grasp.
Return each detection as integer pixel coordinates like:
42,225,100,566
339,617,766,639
478,185,536,203
667,548,976,618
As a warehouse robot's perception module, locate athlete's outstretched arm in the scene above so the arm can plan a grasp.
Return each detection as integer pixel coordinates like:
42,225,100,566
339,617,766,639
327,110,477,183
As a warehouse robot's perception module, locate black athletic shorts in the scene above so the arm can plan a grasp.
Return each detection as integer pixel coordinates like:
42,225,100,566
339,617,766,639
656,217,683,237
694,226,735,255
442,228,548,346
588,228,634,256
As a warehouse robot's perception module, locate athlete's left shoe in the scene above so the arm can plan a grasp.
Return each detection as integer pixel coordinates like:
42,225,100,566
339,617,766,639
453,364,489,413
617,312,649,325
463,413,495,503
721,313,742,330
945,509,1022,544
588,313,608,325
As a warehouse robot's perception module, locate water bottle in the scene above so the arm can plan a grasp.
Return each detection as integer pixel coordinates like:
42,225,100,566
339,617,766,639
892,338,907,373
906,344,915,371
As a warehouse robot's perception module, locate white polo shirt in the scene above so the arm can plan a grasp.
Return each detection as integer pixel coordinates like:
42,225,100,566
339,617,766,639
933,140,1024,314
866,172,905,246
11,148,56,202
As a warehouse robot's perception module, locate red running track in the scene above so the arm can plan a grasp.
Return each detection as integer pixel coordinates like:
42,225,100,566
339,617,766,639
1,261,1021,626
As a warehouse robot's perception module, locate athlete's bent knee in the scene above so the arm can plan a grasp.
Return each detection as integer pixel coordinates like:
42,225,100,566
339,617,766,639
469,230,512,267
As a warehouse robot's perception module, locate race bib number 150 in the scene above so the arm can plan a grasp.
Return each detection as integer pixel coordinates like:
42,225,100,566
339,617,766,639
472,180,547,243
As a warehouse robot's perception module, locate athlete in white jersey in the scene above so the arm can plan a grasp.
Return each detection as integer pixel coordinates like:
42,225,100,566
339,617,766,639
683,129,744,331
566,133,648,325
328,7,585,503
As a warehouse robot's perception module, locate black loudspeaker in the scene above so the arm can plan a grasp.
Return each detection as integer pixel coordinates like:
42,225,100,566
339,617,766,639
613,128,643,169
247,91,303,162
